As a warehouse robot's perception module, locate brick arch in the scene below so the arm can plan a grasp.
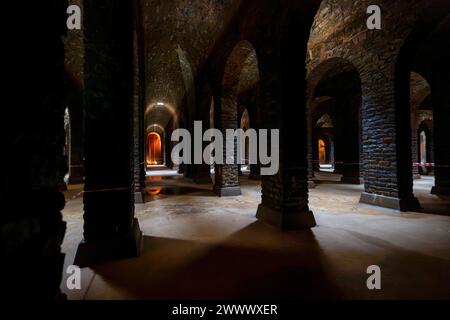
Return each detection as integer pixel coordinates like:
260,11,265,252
195,76,216,128
177,45,196,123
222,40,259,105
427,14,450,195
307,57,361,101
393,13,450,207
212,40,261,197
410,71,431,112
146,125,166,167
145,102,179,132
307,58,362,184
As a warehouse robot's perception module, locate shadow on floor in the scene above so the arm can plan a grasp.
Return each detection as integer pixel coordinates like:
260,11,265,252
415,192,450,216
343,230,450,299
90,222,339,300
417,200,450,216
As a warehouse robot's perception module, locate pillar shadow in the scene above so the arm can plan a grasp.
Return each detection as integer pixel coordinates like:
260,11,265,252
90,222,340,300
416,197,450,216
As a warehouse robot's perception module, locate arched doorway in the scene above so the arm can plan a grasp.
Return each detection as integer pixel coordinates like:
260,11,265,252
146,132,163,166
318,139,326,164
215,40,260,197
308,58,362,185
417,120,433,176
394,14,450,213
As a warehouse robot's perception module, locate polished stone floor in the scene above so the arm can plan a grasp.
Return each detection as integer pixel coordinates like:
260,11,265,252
61,174,450,300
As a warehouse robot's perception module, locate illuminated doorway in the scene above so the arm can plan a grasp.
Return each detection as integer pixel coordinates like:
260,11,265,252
419,130,427,165
318,139,326,165
147,132,164,166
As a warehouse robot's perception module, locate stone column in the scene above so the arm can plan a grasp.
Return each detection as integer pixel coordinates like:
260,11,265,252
74,0,142,267
411,108,421,179
66,95,85,185
249,164,261,180
2,1,67,299
307,102,316,187
193,164,212,184
255,27,316,230
311,130,320,172
214,103,242,197
333,127,345,175
213,92,242,197
341,100,361,185
359,62,420,211
184,163,195,179
248,105,262,180
192,76,214,184
431,73,450,195
133,16,146,203
64,0,85,186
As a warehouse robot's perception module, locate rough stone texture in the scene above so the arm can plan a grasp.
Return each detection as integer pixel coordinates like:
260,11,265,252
420,15,450,196
2,1,68,299
133,4,147,203
64,0,84,87
308,64,362,184
213,41,258,196
75,0,142,266
5,0,450,300
64,0,85,185
307,0,450,210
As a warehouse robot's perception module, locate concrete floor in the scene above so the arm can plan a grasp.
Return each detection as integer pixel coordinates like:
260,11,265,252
60,175,450,300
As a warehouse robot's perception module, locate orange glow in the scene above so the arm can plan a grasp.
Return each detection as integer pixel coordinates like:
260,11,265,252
147,132,163,165
318,139,326,164
147,188,162,196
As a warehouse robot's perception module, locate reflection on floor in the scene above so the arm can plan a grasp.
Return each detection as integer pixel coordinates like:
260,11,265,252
61,175,450,300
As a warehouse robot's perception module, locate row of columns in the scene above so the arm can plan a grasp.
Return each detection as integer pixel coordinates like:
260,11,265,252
74,1,450,269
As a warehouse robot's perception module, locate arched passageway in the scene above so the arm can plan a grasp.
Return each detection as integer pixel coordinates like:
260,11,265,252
214,40,260,197
308,59,362,185
394,14,450,213
147,132,164,166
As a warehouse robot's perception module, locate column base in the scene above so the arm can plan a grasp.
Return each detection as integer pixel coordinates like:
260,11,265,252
214,186,242,197
68,165,84,185
360,192,421,212
134,191,146,204
194,176,213,184
431,186,450,196
341,176,363,185
256,204,316,231
74,218,142,268
248,174,261,181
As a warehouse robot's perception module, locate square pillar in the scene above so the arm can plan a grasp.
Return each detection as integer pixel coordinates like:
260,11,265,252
255,26,316,230
359,63,420,211
74,0,142,268
431,74,450,195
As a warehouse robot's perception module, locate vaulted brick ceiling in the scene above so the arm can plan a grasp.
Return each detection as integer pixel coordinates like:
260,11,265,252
141,0,243,129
